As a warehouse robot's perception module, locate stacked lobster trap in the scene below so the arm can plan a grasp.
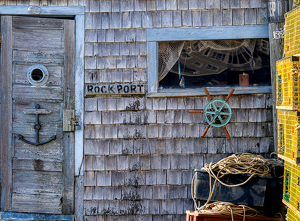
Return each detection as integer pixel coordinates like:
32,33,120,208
276,5,300,219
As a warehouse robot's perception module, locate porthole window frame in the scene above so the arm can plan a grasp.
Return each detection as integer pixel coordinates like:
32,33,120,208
27,64,49,86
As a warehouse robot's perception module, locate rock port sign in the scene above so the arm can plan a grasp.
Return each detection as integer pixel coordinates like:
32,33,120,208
85,83,146,96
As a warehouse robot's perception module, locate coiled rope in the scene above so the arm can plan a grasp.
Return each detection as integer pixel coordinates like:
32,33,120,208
191,153,283,221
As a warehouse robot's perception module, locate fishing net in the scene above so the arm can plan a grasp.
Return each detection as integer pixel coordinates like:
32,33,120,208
158,39,258,81
158,41,184,81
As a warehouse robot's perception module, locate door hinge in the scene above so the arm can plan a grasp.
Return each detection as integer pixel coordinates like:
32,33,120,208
63,110,81,132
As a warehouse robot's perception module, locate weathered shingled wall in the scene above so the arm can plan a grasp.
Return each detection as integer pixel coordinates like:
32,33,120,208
82,0,272,221
1,0,273,220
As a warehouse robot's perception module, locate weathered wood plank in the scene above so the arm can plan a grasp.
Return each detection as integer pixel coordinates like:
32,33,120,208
13,101,62,127
29,0,40,5
74,14,85,176
0,6,85,15
166,0,177,10
62,132,75,214
202,10,213,26
161,11,172,27
14,137,62,159
173,11,182,27
178,0,188,9
14,65,62,87
232,8,244,25
12,16,63,29
146,87,272,97
156,0,165,10
100,0,112,12
192,10,201,26
13,86,63,100
63,19,75,110
90,0,100,12
147,0,156,11
13,50,64,65
13,171,63,194
147,25,269,41
120,0,134,11
245,8,256,25
62,19,75,214
12,158,62,172
13,28,64,51
213,9,222,26
222,9,232,25
68,0,79,6
269,22,285,155
12,193,62,214
147,41,158,93
75,176,84,221
135,0,146,11
182,11,192,27
1,15,13,211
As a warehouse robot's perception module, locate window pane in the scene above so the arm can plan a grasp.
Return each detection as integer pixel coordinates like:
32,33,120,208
158,39,271,89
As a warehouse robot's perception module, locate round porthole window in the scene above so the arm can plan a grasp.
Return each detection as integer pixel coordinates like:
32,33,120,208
27,64,49,86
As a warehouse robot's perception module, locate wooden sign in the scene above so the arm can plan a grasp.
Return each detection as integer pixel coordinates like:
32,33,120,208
85,83,146,96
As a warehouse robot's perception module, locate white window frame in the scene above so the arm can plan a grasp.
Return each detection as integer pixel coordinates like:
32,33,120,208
146,25,271,97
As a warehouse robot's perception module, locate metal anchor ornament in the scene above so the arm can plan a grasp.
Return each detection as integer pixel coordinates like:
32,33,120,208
18,104,56,146
189,88,235,140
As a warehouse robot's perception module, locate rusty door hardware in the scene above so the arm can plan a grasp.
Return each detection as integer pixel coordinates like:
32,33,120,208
63,109,80,132
18,104,56,146
189,88,235,140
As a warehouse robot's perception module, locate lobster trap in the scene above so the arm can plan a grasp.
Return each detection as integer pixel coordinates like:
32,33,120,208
276,56,300,110
287,207,300,221
284,7,300,57
277,110,300,163
283,161,300,217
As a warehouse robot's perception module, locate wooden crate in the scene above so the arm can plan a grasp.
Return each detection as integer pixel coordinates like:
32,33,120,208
186,211,284,221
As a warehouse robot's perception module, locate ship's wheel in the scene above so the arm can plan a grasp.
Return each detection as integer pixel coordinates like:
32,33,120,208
189,88,235,140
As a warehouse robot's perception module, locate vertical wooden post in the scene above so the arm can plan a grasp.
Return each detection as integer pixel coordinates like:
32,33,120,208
269,22,285,153
62,19,75,214
0,16,13,211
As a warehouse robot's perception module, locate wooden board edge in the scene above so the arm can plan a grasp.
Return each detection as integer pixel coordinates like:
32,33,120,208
1,15,13,211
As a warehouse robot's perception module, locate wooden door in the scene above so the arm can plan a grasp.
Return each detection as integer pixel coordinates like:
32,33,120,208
0,16,75,214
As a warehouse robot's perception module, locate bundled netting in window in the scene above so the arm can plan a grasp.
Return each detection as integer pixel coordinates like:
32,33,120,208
158,41,185,81
158,39,262,82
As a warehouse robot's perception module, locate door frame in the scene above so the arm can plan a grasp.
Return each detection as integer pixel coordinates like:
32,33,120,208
0,6,85,212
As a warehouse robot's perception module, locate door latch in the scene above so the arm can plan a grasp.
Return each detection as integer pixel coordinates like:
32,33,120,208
63,110,81,132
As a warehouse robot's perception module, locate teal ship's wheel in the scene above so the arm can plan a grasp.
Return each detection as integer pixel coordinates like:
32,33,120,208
189,88,235,140
204,99,232,128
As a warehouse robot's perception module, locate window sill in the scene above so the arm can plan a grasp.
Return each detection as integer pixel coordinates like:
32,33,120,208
146,86,272,97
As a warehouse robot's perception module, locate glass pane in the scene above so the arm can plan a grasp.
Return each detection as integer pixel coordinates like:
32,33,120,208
158,39,271,89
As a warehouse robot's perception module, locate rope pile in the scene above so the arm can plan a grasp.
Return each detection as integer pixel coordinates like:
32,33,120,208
192,153,283,221
196,202,261,219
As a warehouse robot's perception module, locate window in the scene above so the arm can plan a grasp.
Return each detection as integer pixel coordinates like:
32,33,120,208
147,25,271,97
